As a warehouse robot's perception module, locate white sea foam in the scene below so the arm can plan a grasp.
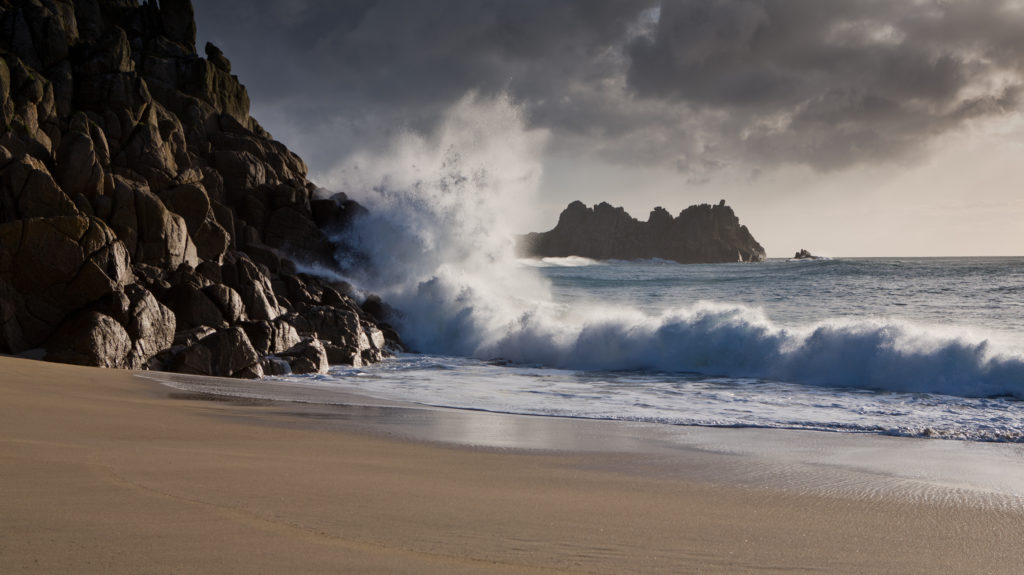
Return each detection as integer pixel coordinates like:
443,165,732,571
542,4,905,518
605,257,681,265
312,93,1024,402
518,256,605,268
318,93,557,355
477,304,1024,398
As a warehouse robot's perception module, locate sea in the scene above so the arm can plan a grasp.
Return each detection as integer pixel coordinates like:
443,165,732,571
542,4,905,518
272,256,1024,443
188,97,1024,445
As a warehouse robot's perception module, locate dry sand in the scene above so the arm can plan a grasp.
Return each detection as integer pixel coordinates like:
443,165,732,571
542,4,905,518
2,355,1022,574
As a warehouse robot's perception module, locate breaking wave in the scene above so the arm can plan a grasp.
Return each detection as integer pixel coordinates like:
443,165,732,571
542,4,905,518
478,303,1024,399
518,256,605,268
316,93,1024,400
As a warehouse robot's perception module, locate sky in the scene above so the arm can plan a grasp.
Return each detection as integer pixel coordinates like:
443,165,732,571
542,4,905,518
194,0,1024,257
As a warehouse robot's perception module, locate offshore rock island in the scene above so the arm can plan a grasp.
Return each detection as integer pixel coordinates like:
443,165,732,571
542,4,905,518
520,200,766,263
0,0,399,377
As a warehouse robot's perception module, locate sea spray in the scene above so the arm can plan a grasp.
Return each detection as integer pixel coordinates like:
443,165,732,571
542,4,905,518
318,93,557,355
312,95,1024,400
478,303,1024,398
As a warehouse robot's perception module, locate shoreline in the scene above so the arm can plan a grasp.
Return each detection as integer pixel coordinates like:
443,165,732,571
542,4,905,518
147,368,1024,509
4,355,1024,573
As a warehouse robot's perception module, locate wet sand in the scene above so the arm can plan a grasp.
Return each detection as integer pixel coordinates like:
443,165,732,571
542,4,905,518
2,355,1022,574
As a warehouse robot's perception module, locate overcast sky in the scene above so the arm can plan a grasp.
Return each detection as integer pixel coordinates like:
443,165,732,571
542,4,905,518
194,1,1024,257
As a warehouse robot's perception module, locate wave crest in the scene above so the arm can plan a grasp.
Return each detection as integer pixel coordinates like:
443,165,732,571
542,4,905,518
467,303,1023,398
317,93,1024,400
518,256,605,268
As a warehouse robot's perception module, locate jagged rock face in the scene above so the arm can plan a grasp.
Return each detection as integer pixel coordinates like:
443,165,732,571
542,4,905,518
220,252,284,321
0,152,80,220
111,180,199,269
520,200,767,264
277,337,329,375
0,215,131,352
239,317,300,356
0,0,403,377
99,283,176,369
54,112,109,198
44,310,131,368
169,325,262,378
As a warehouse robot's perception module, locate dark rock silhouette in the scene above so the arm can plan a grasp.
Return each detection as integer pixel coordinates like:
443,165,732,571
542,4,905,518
791,249,820,260
520,200,766,263
168,325,263,378
44,309,132,368
0,0,402,377
277,337,330,375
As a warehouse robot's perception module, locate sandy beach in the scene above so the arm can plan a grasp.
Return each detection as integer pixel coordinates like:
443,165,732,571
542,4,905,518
2,355,1022,574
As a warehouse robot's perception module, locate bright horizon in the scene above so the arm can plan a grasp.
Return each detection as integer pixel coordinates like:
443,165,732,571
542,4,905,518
195,1,1024,259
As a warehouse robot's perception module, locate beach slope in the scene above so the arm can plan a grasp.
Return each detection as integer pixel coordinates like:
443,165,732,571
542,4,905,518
1,355,1021,574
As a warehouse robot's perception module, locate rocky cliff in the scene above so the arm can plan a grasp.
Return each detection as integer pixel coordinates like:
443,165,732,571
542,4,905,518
520,200,766,263
0,0,400,377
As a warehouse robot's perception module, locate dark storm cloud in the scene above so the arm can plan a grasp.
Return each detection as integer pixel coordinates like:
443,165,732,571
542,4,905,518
628,0,1024,170
194,1,1024,176
193,0,655,167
